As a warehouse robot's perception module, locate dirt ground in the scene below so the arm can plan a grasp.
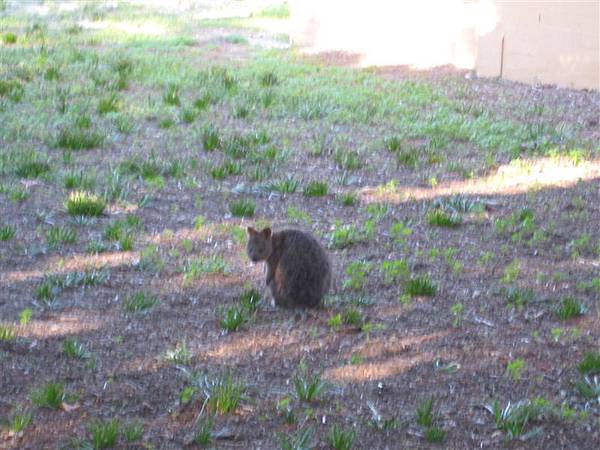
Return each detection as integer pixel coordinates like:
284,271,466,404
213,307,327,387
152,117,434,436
1,2,599,449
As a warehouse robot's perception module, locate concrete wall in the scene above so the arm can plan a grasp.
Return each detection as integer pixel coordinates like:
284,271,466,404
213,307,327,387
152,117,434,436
289,0,599,91
476,1,599,90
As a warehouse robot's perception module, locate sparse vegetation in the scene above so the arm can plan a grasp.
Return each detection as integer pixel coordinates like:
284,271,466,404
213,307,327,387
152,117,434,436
303,180,328,197
229,198,255,217
31,381,65,409
88,418,119,449
0,2,598,448
65,191,106,216
123,291,159,313
405,276,437,297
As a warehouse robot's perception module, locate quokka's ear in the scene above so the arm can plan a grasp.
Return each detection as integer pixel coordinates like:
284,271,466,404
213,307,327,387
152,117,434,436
247,226,257,236
262,227,272,239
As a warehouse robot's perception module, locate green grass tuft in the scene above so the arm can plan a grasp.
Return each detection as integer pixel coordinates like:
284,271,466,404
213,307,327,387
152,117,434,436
427,209,462,228
207,373,244,415
405,276,437,297
63,338,90,359
15,160,51,179
56,128,103,150
0,324,16,341
327,424,356,450
220,306,246,332
303,180,328,197
578,351,600,375
229,198,255,217
65,191,106,216
46,226,77,249
123,291,159,313
88,418,119,449
555,297,585,320
0,224,16,241
31,381,65,409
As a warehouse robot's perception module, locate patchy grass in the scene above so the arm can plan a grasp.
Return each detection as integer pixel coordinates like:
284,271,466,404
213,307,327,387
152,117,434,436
31,382,65,409
229,198,255,217
65,191,106,216
0,2,598,448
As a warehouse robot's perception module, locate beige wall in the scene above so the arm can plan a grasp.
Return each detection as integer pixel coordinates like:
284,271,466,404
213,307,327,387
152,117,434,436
477,1,599,90
290,0,600,91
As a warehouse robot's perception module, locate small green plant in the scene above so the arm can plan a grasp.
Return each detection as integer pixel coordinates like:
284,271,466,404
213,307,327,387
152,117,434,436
3,32,17,44
239,287,261,314
193,415,213,446
556,297,585,320
427,209,462,228
181,108,196,123
505,287,534,310
329,223,364,249
287,206,312,224
277,396,296,424
424,426,446,443
327,424,356,450
15,160,51,178
379,259,409,285
56,127,103,150
450,302,464,327
229,198,255,217
486,399,546,441
31,381,65,409
202,124,221,151
0,324,16,341
303,181,328,197
328,313,342,330
123,291,159,313
64,170,96,190
405,276,437,297
259,71,279,87
578,351,600,375
501,259,521,284
279,425,315,450
269,176,299,193
207,373,244,415
65,191,106,216
396,149,419,169
103,215,140,247
338,192,357,206
20,308,32,325
220,306,246,332
416,397,436,427
88,418,119,449
194,92,212,110
63,338,90,359
574,375,600,400
334,148,361,170
385,136,402,152
46,226,77,249
8,407,32,434
506,358,526,380
122,420,144,442
343,307,363,327
165,341,191,365
0,224,15,241
183,254,229,284
163,83,180,106
97,93,119,114
293,367,327,402
365,203,390,222
343,261,371,291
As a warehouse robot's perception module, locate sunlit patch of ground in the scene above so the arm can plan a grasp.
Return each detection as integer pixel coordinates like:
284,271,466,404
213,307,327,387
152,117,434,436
17,312,106,339
361,157,600,203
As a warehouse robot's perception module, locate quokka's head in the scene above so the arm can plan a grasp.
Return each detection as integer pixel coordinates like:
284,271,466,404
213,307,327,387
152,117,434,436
246,227,273,262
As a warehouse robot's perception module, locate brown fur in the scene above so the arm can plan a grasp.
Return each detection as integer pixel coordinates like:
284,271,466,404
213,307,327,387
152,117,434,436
247,227,331,308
